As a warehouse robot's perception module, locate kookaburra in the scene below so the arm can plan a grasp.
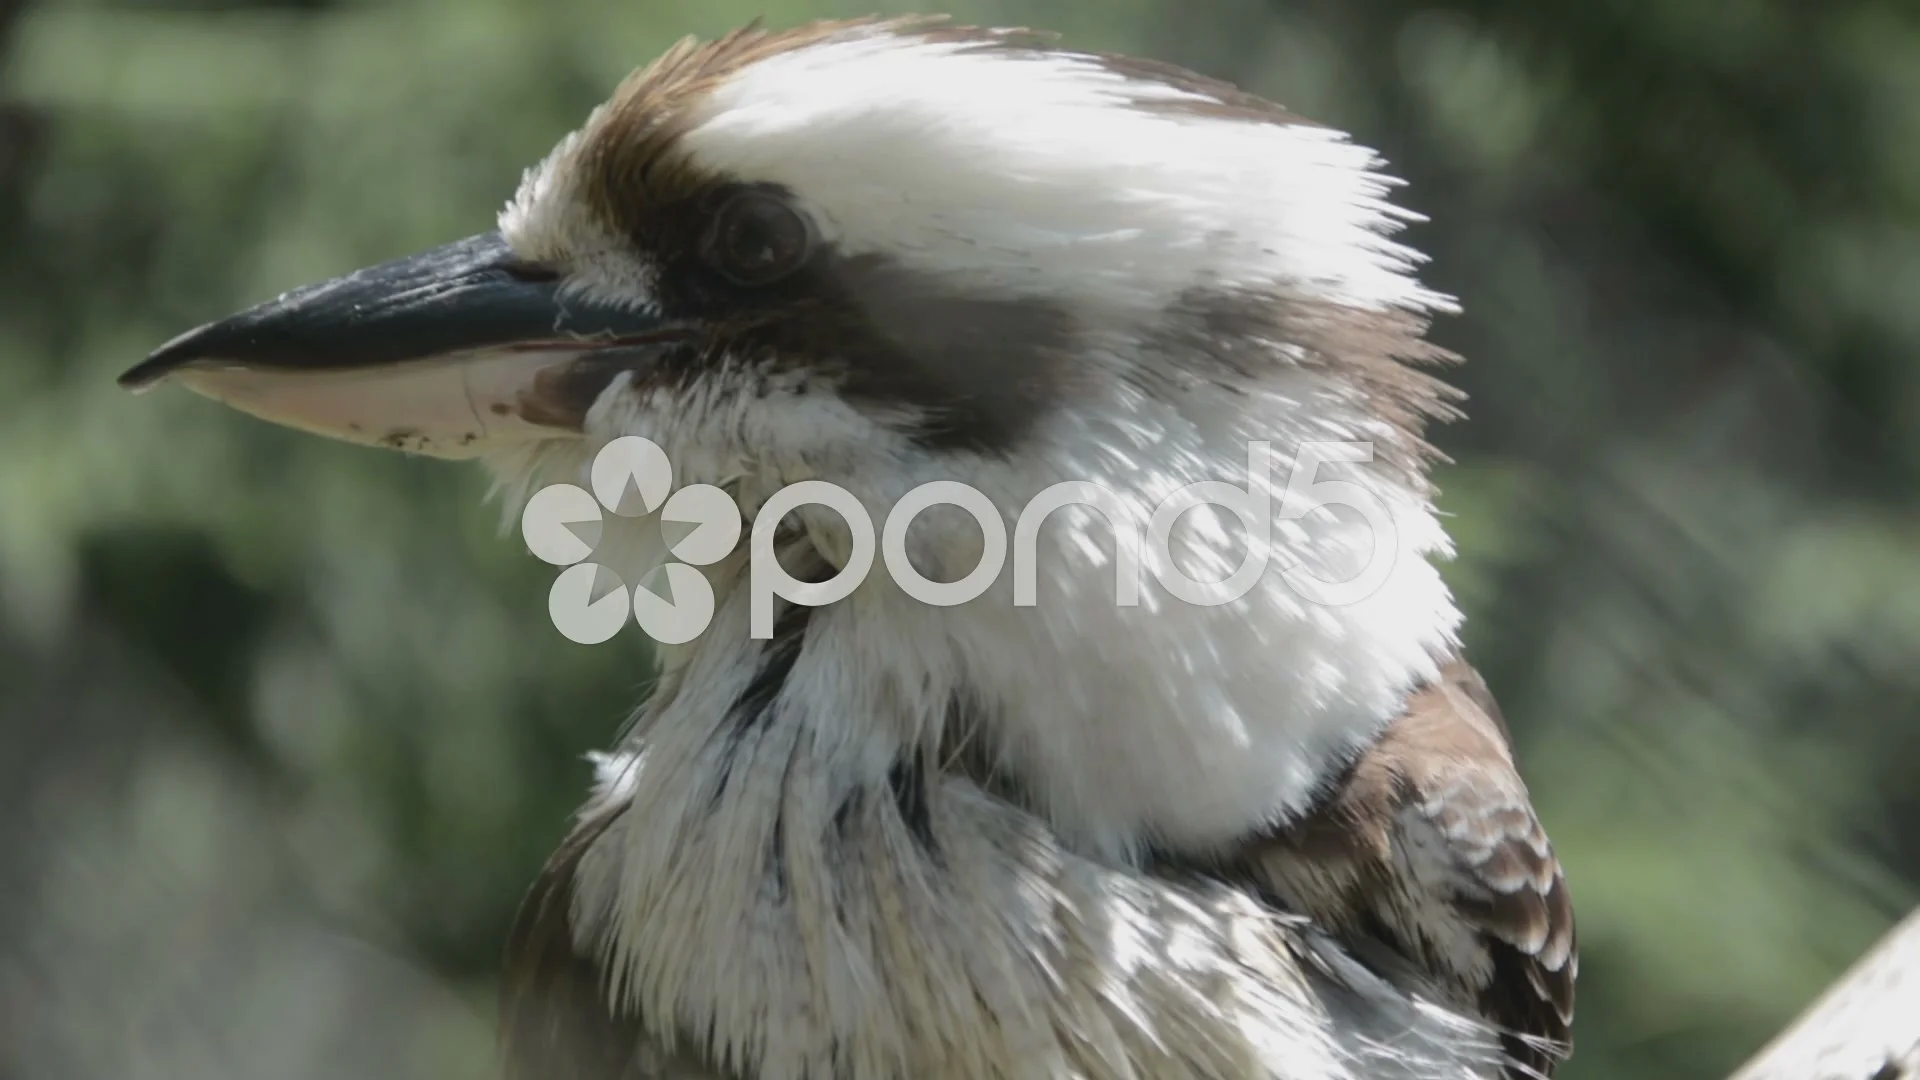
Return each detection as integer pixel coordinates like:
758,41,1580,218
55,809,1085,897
121,17,1575,1080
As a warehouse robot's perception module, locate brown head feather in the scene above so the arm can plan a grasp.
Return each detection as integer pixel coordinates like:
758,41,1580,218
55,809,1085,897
575,17,1053,240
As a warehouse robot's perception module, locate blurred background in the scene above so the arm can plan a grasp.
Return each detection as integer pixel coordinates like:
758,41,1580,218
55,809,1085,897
1,0,1916,1077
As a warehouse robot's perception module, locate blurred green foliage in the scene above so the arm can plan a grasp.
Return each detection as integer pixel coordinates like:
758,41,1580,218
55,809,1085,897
1,1,1917,1077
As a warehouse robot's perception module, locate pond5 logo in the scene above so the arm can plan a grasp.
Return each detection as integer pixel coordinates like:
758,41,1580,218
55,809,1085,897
520,436,741,645
524,436,1402,646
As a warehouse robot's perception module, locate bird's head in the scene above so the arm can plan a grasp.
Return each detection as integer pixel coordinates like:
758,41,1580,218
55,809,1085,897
124,16,1452,504
124,17,1467,852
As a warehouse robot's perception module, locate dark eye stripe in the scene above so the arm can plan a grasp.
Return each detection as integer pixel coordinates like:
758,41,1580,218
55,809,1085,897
609,174,1079,454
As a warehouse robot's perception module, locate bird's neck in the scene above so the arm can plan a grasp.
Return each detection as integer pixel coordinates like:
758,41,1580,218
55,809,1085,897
543,368,1472,1075
560,532,1480,1080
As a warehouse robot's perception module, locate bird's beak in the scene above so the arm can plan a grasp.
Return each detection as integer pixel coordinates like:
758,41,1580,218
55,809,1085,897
119,232,678,458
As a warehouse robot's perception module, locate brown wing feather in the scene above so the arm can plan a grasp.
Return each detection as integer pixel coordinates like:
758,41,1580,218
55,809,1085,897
500,806,732,1079
1219,659,1576,1078
1429,664,1577,1046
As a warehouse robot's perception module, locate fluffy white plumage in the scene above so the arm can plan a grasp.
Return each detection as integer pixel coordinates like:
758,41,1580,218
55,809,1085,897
121,16,1528,1079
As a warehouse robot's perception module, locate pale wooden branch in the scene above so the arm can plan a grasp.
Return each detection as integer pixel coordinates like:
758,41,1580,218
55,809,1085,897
1729,907,1920,1080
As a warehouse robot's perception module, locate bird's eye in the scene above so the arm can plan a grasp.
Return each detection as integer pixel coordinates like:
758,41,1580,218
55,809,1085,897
704,190,815,287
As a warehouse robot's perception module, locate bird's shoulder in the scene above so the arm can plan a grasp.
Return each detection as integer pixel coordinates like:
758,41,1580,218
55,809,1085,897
500,804,732,1080
1211,659,1576,1076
